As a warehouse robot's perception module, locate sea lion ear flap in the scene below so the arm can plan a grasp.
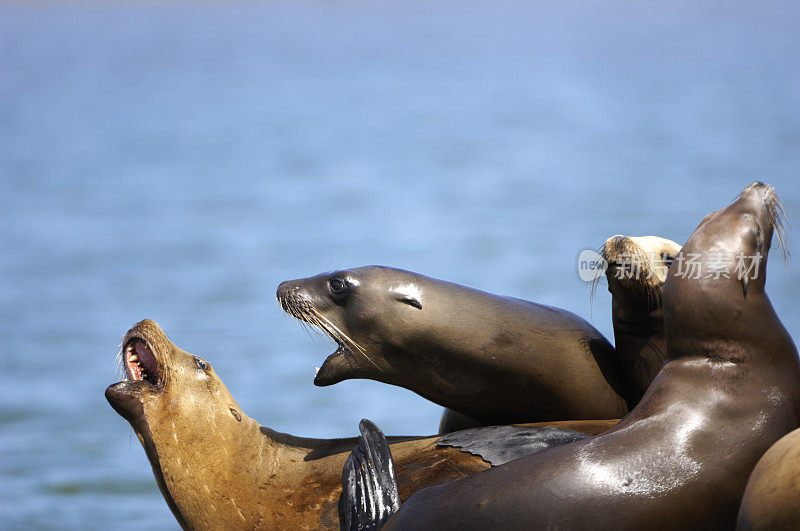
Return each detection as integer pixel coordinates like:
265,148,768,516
395,295,422,309
391,285,423,309
742,275,748,299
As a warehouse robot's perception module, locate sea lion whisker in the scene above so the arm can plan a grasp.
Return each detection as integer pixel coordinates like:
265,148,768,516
305,308,359,351
301,311,326,337
289,305,352,358
317,315,366,354
276,290,373,369
115,343,126,381
301,322,318,341
768,190,789,271
306,312,362,368
588,244,606,311
312,311,383,372
295,316,322,343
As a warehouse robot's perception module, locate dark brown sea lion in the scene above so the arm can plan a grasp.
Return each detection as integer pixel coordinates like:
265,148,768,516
105,319,599,529
277,267,630,432
346,182,800,530
737,426,800,529
600,235,682,403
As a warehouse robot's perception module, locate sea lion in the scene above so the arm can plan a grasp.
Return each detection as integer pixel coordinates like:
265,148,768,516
599,234,682,403
345,182,800,529
737,426,800,529
277,266,630,432
105,319,600,529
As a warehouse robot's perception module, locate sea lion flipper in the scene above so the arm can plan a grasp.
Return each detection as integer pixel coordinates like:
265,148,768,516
338,419,400,531
437,425,590,466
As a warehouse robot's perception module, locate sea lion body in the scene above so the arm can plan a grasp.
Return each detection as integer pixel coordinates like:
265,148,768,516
278,266,630,428
381,182,800,529
106,320,601,529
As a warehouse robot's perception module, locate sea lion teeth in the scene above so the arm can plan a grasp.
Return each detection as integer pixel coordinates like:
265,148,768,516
130,354,139,362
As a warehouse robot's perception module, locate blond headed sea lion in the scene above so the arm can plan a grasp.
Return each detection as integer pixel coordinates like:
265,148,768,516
600,234,682,403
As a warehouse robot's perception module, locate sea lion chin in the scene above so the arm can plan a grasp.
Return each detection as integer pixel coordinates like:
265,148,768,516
278,266,631,430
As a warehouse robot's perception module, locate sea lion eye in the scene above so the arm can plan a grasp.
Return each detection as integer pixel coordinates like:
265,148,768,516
662,254,675,267
329,278,348,294
194,357,208,370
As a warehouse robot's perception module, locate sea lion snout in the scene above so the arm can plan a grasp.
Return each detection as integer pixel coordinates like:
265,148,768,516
740,180,771,200
276,279,301,297
277,281,318,318
276,276,338,315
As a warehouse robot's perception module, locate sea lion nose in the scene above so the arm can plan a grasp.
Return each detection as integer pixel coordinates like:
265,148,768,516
276,280,301,299
741,181,773,200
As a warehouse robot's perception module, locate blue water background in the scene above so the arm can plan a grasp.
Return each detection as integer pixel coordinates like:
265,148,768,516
2,1,799,528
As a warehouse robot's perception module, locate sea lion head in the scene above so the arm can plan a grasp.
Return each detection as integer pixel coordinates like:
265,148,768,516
663,181,790,358
601,235,682,303
277,266,437,387
105,319,247,528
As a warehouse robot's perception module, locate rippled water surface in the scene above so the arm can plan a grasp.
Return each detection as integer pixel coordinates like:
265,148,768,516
2,1,799,528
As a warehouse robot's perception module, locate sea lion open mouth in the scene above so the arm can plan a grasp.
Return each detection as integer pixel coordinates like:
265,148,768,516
123,338,163,388
107,321,170,425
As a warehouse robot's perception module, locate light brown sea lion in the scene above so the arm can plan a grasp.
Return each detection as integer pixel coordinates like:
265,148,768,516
277,266,631,432
737,426,800,529
105,319,601,529
600,234,682,403
343,182,800,530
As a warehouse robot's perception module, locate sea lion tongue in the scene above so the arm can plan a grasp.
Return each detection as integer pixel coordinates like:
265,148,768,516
124,338,161,386
314,347,353,386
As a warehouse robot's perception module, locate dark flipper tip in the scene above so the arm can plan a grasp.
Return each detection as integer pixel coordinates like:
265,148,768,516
339,419,400,530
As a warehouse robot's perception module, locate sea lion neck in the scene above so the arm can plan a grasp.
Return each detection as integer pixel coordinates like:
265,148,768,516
610,293,663,332
140,402,321,528
610,298,667,406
